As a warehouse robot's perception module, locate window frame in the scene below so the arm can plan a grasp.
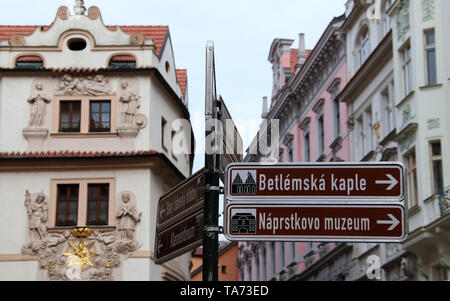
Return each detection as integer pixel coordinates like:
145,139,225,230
364,106,374,153
49,178,116,229
381,86,393,138
429,140,444,195
59,100,82,133
89,101,112,133
359,27,371,67
300,119,311,162
55,184,80,227
382,0,393,36
53,95,117,136
404,150,419,208
424,29,437,86
401,43,413,96
357,116,365,159
87,183,110,226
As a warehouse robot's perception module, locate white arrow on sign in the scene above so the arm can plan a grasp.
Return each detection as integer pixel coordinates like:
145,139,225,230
376,174,399,191
377,214,400,231
157,240,164,254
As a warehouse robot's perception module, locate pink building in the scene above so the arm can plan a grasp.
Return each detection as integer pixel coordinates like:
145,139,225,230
241,15,353,281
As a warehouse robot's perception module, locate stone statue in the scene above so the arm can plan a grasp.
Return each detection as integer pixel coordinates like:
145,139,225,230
116,192,142,241
24,190,48,242
20,189,143,280
28,82,51,128
119,81,141,127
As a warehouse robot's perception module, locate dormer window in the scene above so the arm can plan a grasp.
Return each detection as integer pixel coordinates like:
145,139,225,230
108,55,137,70
15,56,44,69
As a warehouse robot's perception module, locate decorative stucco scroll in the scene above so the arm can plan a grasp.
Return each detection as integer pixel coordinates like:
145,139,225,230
422,0,435,22
130,33,145,46
88,6,101,20
9,34,25,46
21,189,143,281
397,0,410,41
57,6,70,21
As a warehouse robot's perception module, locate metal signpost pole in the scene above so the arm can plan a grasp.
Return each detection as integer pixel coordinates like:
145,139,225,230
203,41,219,282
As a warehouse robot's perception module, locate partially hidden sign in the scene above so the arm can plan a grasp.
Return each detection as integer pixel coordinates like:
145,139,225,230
155,210,204,265
157,168,207,229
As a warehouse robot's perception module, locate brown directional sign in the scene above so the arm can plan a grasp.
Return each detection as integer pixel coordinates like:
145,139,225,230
155,210,204,265
224,204,407,242
157,168,207,229
226,163,405,201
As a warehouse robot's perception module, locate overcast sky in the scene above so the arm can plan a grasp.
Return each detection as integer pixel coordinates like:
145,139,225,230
0,0,348,172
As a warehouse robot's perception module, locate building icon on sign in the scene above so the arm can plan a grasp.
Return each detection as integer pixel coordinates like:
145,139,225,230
231,171,257,194
230,210,256,234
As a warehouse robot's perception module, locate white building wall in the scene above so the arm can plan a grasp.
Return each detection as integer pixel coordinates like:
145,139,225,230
0,262,39,281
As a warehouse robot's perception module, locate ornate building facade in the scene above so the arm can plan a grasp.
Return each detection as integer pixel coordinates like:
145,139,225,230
240,0,450,282
339,0,449,281
241,15,353,281
0,2,193,281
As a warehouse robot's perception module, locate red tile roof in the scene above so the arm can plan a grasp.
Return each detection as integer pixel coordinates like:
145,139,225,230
110,55,136,62
290,49,299,74
0,25,169,56
290,49,312,74
176,69,187,96
0,25,38,41
16,55,43,62
0,150,160,159
112,25,169,56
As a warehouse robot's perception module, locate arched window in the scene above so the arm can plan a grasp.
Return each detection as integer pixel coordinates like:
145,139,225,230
15,55,43,69
358,27,370,67
108,55,137,70
382,0,394,36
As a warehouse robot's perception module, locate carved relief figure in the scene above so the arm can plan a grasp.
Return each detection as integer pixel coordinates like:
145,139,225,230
28,82,51,128
85,75,112,96
119,81,141,127
24,190,48,241
57,74,112,96
116,192,142,241
21,189,143,280
397,0,410,41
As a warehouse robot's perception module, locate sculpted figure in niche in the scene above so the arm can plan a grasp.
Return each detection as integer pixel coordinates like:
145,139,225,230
119,81,141,127
24,190,48,241
28,81,51,128
116,192,142,241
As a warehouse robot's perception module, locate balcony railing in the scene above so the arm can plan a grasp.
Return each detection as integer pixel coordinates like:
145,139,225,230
438,186,450,216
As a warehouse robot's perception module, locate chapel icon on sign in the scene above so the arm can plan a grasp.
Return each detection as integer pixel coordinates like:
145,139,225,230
231,170,257,195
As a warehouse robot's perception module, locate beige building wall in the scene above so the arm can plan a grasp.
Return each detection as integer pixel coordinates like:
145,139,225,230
0,3,193,281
